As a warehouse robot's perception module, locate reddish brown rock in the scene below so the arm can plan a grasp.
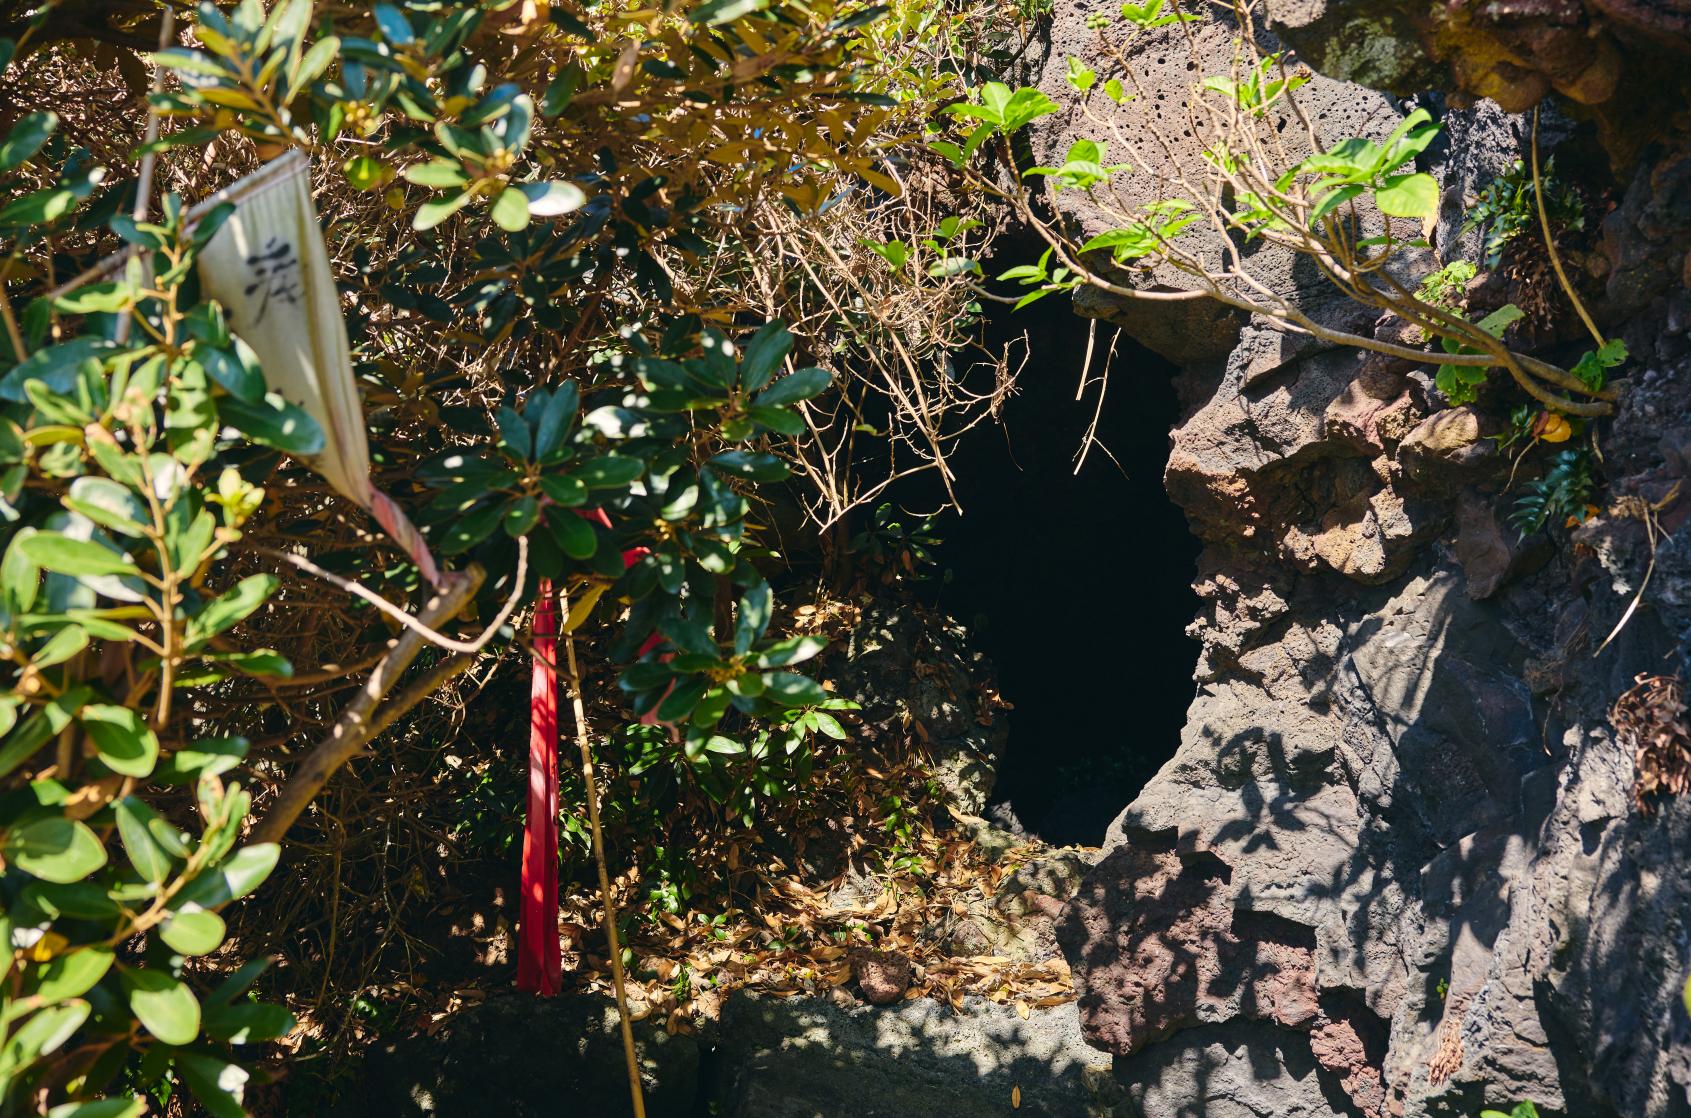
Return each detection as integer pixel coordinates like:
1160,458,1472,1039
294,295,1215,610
850,949,912,1006
1311,1004,1390,1117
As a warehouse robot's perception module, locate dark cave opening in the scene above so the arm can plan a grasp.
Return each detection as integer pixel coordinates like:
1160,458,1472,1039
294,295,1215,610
926,276,1202,848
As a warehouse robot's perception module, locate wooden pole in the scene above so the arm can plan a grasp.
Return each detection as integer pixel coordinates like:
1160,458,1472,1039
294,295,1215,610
558,584,648,1118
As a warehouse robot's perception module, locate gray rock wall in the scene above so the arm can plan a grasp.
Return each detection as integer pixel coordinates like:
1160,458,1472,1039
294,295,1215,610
1034,5,1691,1116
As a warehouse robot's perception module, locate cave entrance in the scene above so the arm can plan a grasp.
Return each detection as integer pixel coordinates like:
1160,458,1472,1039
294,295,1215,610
932,278,1201,847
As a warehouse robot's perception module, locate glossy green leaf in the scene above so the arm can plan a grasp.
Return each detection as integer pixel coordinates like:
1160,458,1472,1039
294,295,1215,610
160,906,227,956
372,1,414,43
80,704,160,777
738,321,793,392
217,392,326,456
15,533,134,577
690,0,769,25
520,180,587,217
709,450,788,482
158,737,249,784
414,190,470,230
203,999,294,1044
439,501,504,554
545,509,598,559
538,474,588,507
0,1001,90,1078
30,624,88,669
0,111,56,171
64,477,149,538
490,187,531,232
656,676,709,722
51,282,133,315
1375,172,1438,220
47,1099,148,1118
0,337,114,403
25,946,114,1001
503,496,540,537
122,966,201,1046
0,187,76,227
575,455,644,489
752,634,826,668
1476,303,1525,338
734,581,771,656
403,160,470,188
184,574,278,649
176,1052,250,1118
205,649,293,677
177,842,280,908
150,47,232,79
754,367,831,407
115,796,174,882
763,671,826,705
2,817,107,883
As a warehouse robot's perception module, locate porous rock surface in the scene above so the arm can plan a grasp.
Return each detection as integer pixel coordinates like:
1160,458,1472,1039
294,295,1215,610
1032,4,1691,1117
713,993,1115,1117
344,991,1118,1118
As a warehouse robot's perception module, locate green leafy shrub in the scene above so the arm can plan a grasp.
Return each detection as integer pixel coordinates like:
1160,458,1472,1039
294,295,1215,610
1509,449,1597,537
0,151,299,1117
1416,260,1477,311
923,0,1615,422
1465,158,1584,267
0,0,966,1108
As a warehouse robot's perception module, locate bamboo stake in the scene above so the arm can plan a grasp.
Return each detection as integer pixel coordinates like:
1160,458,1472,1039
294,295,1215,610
116,7,177,345
1531,108,1606,351
558,583,648,1118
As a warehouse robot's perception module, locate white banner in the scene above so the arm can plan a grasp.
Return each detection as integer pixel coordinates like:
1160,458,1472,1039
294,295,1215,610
196,149,371,506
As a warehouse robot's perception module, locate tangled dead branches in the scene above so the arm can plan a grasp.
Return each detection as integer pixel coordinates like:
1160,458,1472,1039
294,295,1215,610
1614,673,1691,813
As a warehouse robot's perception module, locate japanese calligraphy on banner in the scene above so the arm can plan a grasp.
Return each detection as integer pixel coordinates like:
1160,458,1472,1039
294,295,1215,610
196,150,371,505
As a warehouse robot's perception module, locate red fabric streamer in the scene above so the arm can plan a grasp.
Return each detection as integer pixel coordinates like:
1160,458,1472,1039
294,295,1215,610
516,578,562,995
517,511,665,995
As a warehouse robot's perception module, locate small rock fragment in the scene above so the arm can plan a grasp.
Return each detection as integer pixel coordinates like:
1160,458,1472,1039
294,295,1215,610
851,948,912,1005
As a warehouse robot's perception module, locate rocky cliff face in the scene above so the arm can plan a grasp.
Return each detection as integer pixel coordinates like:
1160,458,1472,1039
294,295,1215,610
1036,5,1691,1116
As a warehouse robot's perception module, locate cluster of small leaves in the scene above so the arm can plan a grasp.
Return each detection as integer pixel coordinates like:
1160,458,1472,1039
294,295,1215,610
1481,1103,1540,1118
1024,138,1128,193
418,317,843,807
1463,158,1585,268
1119,0,1199,28
1509,449,1597,538
995,248,1083,309
859,216,983,279
0,68,299,1113
1278,107,1441,226
1436,304,1524,405
163,0,904,234
929,0,1613,479
947,65,1443,296
1570,338,1627,393
1415,259,1477,311
930,80,1060,170
847,501,944,583
1199,53,1309,120
1495,403,1580,453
